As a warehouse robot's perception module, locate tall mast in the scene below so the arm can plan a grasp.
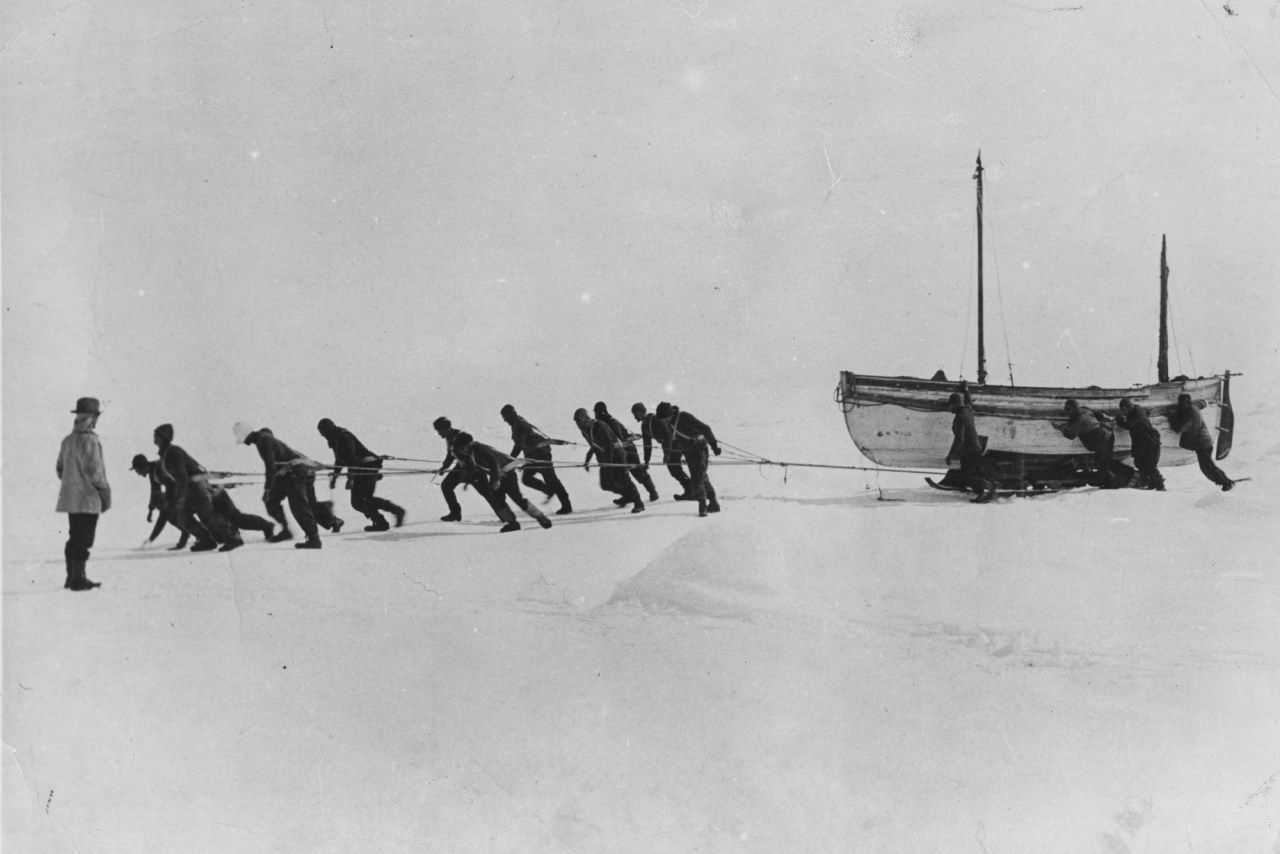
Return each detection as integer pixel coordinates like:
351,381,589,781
973,153,987,385
1158,234,1170,383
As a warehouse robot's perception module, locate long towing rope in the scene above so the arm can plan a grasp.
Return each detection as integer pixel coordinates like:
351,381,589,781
209,439,945,488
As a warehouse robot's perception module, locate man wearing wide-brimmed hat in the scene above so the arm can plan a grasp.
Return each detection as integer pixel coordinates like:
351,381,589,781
56,397,111,590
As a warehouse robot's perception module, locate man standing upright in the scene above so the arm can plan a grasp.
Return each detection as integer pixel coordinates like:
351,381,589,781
655,402,721,517
56,397,110,590
1115,397,1165,491
631,401,693,499
501,404,572,515
317,418,405,532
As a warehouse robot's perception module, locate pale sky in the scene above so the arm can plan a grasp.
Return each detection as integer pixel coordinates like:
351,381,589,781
5,0,1279,482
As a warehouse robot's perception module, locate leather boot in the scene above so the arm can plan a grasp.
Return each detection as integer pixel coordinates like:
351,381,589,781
69,559,100,591
64,556,73,589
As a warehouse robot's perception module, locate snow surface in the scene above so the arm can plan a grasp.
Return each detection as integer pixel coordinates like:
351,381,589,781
5,0,1280,850
5,398,1280,854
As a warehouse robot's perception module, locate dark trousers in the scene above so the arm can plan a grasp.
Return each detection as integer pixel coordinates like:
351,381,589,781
266,472,325,539
1195,448,1231,487
349,473,401,525
1130,439,1165,489
663,449,693,492
65,513,99,561
466,473,518,524
441,469,469,517
623,445,657,498
683,444,717,505
520,455,570,508
599,454,641,503
180,481,238,543
494,472,549,524
212,489,274,534
959,453,992,495
443,468,510,522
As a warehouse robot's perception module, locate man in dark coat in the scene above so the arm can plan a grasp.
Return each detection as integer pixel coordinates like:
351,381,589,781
132,454,197,549
593,401,659,502
574,408,644,513
317,418,405,532
632,402,693,498
1168,393,1235,490
234,422,343,549
501,404,572,515
1115,398,1165,491
1057,399,1129,488
654,402,720,517
155,423,243,552
944,383,995,503
458,433,553,533
210,485,276,540
434,417,496,522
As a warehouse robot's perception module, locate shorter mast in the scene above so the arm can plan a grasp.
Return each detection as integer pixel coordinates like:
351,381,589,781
1158,235,1170,383
974,153,987,386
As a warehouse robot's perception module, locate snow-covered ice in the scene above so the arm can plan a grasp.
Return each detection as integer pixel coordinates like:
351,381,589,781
5,395,1279,853
5,0,1280,849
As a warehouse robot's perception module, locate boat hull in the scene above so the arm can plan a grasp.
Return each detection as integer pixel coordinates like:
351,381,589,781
836,372,1228,470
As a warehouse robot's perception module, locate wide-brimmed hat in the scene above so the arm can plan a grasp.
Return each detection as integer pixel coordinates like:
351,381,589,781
71,397,102,414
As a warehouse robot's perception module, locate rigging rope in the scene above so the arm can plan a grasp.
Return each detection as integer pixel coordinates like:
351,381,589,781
984,197,1016,386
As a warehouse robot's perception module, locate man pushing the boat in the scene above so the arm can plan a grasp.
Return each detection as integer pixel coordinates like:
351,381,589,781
944,381,996,503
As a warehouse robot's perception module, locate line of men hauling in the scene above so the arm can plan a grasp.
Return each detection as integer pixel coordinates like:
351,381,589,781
55,398,722,590
945,381,1237,503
